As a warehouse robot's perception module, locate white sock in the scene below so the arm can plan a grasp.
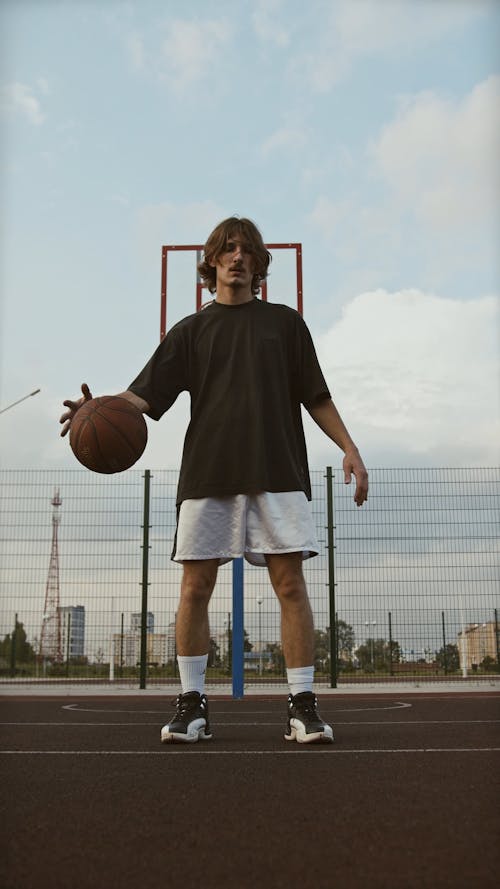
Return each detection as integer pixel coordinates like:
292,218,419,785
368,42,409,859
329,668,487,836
177,654,208,695
287,665,314,697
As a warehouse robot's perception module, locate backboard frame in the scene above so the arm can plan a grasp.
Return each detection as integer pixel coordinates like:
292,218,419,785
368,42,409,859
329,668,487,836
160,242,303,340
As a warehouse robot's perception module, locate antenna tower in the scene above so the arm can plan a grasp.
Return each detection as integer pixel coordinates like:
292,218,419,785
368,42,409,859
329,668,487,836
39,490,63,662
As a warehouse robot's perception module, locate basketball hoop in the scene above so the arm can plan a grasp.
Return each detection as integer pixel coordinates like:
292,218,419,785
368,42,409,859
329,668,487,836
160,242,303,341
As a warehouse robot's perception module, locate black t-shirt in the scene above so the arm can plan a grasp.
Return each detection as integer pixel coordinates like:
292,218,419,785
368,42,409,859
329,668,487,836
128,298,330,504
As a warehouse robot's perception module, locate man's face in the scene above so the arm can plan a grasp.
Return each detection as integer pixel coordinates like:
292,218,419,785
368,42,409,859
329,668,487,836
211,235,255,291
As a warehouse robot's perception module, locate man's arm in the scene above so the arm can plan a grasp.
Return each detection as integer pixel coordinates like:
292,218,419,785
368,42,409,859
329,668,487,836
59,384,150,437
307,397,369,506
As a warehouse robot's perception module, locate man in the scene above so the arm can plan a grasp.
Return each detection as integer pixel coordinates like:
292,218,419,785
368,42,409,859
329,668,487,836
60,216,368,744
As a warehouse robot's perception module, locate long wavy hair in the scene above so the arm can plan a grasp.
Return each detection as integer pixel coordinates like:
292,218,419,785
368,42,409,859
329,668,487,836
197,216,271,295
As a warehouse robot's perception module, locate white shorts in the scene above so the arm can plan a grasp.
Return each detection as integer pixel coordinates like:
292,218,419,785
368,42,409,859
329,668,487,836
172,491,319,567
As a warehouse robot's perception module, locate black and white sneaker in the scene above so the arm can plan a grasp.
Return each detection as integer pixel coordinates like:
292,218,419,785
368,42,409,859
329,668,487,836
284,691,334,744
161,691,213,744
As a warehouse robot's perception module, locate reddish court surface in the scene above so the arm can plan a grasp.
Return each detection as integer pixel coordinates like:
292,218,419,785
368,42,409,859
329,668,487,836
1,692,499,889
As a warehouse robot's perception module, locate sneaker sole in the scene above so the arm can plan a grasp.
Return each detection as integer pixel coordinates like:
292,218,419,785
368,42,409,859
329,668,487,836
161,719,212,744
284,723,334,744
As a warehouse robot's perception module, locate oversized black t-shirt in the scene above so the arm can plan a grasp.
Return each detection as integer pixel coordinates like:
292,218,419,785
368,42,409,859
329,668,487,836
128,298,330,504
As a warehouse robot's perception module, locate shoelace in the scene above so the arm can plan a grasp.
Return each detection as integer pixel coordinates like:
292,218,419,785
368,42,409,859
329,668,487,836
292,694,316,707
292,696,321,720
298,703,318,717
170,694,205,718
171,695,195,717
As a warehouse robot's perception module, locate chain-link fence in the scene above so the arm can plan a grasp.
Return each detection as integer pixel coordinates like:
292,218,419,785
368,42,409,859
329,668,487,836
1,467,498,687
331,467,499,683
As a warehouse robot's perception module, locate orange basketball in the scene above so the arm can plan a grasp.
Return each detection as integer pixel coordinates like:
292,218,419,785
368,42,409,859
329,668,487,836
69,396,147,473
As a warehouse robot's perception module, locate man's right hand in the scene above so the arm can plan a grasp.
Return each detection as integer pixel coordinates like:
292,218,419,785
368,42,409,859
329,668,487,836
59,383,93,437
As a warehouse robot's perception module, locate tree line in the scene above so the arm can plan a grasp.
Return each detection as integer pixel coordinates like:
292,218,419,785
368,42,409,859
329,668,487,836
4,617,495,678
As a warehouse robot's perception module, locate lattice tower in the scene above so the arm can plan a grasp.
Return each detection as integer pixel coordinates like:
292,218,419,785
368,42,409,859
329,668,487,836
39,490,63,661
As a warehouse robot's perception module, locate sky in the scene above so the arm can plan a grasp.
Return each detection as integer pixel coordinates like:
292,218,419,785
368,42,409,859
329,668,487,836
1,0,499,473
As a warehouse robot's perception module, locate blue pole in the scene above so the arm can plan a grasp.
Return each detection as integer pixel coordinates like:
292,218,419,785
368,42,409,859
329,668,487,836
232,557,244,698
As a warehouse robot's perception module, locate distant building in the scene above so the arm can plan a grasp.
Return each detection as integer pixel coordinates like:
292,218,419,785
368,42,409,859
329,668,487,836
113,632,167,667
400,648,434,664
58,606,85,659
165,622,176,662
244,651,272,673
457,622,498,672
130,612,154,633
112,614,176,668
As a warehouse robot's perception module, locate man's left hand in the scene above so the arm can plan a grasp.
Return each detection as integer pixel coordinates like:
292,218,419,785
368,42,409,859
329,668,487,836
343,450,369,507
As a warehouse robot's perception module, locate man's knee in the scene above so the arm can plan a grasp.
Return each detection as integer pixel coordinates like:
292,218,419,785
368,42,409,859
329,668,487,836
266,554,308,604
180,560,218,605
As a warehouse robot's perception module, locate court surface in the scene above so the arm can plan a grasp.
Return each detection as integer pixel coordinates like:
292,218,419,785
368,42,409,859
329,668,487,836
1,692,499,889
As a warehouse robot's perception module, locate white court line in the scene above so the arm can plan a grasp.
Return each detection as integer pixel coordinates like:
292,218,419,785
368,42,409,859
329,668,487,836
1,722,160,726
1,748,499,755
1,719,499,727
324,703,413,713
61,701,413,715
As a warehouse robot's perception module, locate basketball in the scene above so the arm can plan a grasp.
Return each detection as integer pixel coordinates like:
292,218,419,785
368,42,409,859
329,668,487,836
69,396,148,473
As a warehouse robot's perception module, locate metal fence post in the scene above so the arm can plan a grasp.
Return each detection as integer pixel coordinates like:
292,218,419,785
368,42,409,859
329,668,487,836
325,467,337,688
139,470,151,690
119,613,124,678
388,612,393,676
65,613,71,678
441,611,448,675
232,558,244,698
10,613,17,678
495,608,500,670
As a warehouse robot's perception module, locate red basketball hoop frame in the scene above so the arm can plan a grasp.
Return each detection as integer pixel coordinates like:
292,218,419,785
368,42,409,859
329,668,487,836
160,243,303,340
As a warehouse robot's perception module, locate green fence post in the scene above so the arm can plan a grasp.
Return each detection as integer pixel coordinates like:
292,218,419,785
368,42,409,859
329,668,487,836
441,611,448,675
232,558,244,698
174,610,178,678
140,470,152,690
326,467,337,689
388,612,393,676
10,613,18,678
65,613,71,678
119,613,124,678
495,608,500,670
335,611,339,676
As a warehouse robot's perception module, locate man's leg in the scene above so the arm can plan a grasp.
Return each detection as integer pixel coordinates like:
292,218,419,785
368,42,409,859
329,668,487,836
176,558,219,693
265,552,314,669
177,559,219,656
266,552,334,744
161,559,218,744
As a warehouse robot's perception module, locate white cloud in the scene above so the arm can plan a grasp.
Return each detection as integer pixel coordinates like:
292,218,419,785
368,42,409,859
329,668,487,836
307,195,352,240
0,390,71,469
120,15,233,93
251,0,290,47
36,77,50,96
335,0,481,56
306,194,401,297
0,82,45,125
110,192,131,207
370,75,500,233
310,288,500,467
127,32,145,71
136,199,227,262
307,77,500,293
158,18,232,93
297,0,486,92
260,123,308,157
